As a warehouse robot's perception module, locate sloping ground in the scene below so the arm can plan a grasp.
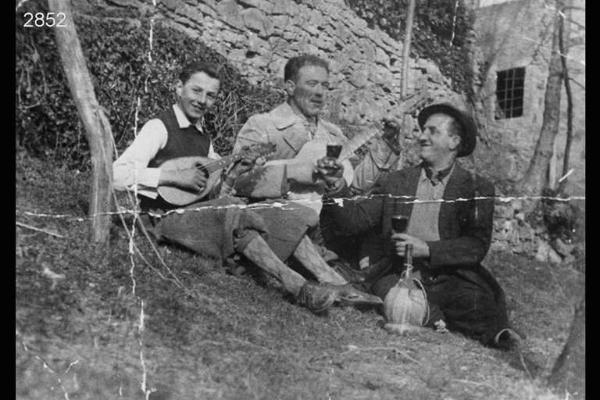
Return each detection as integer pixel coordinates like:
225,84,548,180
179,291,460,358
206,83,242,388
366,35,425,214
16,154,584,400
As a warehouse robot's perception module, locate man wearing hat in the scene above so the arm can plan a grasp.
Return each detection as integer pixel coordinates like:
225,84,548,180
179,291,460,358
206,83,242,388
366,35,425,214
321,103,520,349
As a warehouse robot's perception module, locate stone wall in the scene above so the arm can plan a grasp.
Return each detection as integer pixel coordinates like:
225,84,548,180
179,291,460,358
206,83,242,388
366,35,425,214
471,0,585,196
492,199,583,265
84,0,463,131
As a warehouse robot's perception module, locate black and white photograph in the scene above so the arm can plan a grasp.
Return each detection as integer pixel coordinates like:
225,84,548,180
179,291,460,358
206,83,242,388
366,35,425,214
15,0,585,398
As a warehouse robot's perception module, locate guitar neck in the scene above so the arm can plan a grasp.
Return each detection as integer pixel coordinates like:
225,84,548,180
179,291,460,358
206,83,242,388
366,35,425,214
338,130,379,161
205,154,240,173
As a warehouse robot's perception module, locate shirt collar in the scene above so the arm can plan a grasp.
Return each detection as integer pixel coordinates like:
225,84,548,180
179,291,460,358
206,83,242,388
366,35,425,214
421,162,455,186
172,103,204,132
271,102,319,131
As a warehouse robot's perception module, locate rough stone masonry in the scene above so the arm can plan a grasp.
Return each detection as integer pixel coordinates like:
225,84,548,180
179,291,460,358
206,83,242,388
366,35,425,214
89,0,463,130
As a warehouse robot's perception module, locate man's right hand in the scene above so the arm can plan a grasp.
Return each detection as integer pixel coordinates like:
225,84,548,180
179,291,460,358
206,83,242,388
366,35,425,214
159,167,208,193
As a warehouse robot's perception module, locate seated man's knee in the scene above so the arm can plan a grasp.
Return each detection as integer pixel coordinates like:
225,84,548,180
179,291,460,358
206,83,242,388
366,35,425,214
290,203,320,228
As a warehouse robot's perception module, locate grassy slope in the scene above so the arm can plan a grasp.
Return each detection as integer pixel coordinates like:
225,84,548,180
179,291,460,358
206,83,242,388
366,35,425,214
16,154,584,400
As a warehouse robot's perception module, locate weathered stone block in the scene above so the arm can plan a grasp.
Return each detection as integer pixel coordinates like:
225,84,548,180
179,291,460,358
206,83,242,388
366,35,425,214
216,0,245,30
162,0,179,11
306,9,326,32
349,69,369,89
196,2,217,18
302,24,320,36
218,30,245,44
293,41,319,56
268,36,288,51
203,0,217,8
334,93,383,125
360,41,376,62
250,54,271,68
370,65,393,86
271,15,290,30
246,32,265,50
228,48,247,63
283,30,301,42
241,8,274,37
367,29,392,53
317,2,340,20
375,47,390,67
238,0,274,14
174,3,203,22
272,0,297,15
315,36,335,52
330,53,351,75
105,0,136,6
346,45,363,62
334,24,353,44
268,58,287,77
353,15,367,31
535,240,562,263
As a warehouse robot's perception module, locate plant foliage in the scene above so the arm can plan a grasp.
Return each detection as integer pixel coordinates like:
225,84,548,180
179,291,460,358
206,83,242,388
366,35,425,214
342,0,476,96
16,2,284,169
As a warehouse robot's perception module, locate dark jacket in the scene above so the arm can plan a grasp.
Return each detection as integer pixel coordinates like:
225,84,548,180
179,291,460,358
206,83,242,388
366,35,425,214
324,163,496,273
324,163,510,343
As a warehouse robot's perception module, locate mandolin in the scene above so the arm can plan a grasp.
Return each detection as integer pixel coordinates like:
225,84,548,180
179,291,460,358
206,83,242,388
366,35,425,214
157,143,275,206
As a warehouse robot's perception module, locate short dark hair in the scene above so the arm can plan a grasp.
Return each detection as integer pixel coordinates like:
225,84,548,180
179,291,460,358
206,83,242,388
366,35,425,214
447,117,464,154
284,54,329,82
179,61,220,84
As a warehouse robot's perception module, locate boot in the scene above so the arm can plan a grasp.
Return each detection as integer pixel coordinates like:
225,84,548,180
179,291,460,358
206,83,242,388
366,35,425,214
296,281,383,314
293,236,347,285
240,234,306,296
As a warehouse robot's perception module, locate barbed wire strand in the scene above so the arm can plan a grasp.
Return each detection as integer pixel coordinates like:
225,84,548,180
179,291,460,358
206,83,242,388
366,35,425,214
17,193,585,224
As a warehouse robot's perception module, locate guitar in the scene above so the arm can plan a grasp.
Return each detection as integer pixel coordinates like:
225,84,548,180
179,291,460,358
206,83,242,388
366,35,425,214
262,129,380,169
262,88,431,169
157,143,276,206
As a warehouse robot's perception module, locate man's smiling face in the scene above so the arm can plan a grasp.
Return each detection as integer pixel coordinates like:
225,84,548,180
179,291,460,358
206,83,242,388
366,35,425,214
287,65,329,119
418,113,461,165
176,71,220,123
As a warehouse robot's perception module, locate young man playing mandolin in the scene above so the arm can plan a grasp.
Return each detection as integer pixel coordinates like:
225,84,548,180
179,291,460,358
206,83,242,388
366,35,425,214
113,61,381,313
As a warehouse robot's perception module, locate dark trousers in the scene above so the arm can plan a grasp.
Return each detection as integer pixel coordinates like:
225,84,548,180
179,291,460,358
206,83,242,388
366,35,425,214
371,266,510,346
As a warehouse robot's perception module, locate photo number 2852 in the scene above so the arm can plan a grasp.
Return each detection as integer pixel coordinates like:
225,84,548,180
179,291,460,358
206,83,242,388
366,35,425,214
23,12,67,28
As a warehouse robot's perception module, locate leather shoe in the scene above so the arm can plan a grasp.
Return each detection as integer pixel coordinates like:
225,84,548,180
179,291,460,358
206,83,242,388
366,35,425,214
328,259,368,283
296,281,382,314
296,281,337,313
494,328,523,351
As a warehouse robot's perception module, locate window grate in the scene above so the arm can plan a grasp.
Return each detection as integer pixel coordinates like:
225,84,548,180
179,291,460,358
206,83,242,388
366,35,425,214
495,67,525,120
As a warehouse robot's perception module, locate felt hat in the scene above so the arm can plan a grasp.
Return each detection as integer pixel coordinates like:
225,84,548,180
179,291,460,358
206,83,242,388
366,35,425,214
417,103,477,157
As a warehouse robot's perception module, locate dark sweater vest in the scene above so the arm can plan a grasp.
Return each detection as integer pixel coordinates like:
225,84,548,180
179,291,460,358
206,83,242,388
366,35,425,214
139,107,211,212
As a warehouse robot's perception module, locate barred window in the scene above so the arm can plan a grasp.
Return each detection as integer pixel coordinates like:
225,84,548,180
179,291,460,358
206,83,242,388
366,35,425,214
495,67,525,119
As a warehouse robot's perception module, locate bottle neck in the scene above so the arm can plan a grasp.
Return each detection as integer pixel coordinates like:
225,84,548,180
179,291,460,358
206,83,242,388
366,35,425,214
404,244,414,271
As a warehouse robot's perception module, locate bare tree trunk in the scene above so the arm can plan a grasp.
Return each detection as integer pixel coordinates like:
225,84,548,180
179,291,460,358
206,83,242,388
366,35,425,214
516,0,564,196
548,298,585,399
400,0,416,98
48,0,114,242
558,3,574,193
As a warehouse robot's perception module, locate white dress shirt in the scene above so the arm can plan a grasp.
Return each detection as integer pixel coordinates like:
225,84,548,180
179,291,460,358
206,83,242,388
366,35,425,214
113,104,219,199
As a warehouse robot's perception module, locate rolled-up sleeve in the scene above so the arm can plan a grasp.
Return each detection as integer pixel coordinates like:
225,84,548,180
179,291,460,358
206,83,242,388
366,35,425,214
112,119,167,197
